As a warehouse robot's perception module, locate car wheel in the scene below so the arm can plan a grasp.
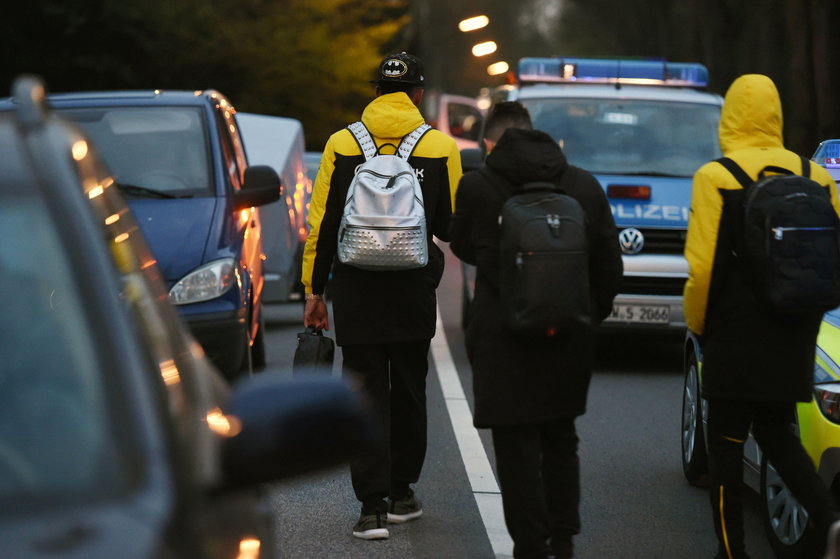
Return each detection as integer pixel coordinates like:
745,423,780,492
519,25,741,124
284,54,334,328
681,349,709,486
252,303,266,371
238,312,254,377
760,455,819,558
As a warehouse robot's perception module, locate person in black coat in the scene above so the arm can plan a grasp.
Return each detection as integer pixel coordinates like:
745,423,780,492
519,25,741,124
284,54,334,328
450,102,622,559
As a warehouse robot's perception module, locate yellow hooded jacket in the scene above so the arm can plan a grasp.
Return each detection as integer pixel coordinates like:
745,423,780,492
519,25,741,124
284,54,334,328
301,92,462,345
683,74,840,401
684,74,840,334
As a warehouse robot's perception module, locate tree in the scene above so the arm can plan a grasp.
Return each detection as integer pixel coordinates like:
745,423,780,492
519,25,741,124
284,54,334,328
0,0,409,149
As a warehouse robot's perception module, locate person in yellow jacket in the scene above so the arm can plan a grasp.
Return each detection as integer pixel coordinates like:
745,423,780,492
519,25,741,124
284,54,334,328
684,74,840,558
301,52,462,540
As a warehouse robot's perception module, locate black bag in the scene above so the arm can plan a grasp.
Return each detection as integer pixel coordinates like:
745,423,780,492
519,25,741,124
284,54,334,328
484,168,591,337
293,327,335,374
718,156,840,314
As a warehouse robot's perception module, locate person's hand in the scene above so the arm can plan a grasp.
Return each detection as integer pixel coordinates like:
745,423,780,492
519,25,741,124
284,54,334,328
304,298,329,331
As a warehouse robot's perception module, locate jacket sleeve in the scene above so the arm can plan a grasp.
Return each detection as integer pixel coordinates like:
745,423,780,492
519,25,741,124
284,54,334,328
449,172,481,264
683,163,724,335
432,139,464,241
587,178,623,323
301,135,337,295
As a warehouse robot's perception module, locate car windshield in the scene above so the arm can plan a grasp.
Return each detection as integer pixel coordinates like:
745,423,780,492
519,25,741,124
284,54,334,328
520,98,721,177
58,106,213,196
0,193,125,509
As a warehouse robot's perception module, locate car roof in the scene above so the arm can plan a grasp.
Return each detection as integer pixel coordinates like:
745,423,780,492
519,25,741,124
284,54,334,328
0,89,230,110
511,83,723,105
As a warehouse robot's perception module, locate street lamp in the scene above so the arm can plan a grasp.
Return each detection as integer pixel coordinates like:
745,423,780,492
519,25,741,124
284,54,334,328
487,61,509,76
472,41,498,57
458,15,489,32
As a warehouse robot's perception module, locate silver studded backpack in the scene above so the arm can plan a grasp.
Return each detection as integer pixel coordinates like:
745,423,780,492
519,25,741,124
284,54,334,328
337,121,431,270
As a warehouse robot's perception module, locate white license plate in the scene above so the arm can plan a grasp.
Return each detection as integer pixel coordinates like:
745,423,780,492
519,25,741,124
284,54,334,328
606,304,670,324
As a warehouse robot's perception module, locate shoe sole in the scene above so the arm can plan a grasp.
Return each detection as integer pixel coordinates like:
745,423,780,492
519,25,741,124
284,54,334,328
352,528,389,540
387,509,423,523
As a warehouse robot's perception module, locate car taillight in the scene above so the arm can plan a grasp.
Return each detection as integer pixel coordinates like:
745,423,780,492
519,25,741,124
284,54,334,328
607,184,651,200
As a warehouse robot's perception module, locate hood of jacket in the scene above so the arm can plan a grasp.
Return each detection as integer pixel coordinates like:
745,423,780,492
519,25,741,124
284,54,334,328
719,74,784,155
360,92,426,138
486,128,568,184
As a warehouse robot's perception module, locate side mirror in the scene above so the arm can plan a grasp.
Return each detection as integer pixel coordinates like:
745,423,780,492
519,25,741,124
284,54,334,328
221,373,373,486
233,165,281,210
460,148,485,173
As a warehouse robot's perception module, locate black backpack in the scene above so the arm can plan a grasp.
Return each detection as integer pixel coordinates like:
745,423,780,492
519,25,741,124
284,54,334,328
718,156,840,314
482,168,591,337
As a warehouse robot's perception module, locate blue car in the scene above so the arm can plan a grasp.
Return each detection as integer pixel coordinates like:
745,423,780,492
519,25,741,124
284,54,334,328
0,90,282,379
813,139,840,182
0,75,367,559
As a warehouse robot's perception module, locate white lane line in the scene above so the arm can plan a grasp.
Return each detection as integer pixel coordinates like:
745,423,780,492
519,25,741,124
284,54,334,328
431,309,514,559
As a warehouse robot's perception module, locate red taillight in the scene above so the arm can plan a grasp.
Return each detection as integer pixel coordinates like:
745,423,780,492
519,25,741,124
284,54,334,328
607,184,651,200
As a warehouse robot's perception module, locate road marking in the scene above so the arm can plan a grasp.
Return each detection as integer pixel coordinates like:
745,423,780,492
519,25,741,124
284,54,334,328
432,309,514,559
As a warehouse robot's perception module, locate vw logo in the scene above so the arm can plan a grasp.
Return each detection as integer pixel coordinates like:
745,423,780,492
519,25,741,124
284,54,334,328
618,227,644,255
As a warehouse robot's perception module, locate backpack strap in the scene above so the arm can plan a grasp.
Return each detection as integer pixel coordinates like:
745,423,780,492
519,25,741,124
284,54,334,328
716,157,753,188
801,155,812,179
347,121,377,161
396,124,432,160
718,156,813,184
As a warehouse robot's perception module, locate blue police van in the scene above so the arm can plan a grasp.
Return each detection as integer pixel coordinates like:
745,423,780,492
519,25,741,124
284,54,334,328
468,57,723,331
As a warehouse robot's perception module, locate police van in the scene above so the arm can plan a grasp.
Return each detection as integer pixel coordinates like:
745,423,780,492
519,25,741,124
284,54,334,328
468,57,723,331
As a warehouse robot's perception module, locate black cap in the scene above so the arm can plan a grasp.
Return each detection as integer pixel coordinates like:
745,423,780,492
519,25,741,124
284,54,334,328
373,52,425,86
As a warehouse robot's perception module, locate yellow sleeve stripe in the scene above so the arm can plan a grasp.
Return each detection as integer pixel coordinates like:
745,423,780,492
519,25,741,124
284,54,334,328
684,164,728,335
301,135,338,293
446,140,463,211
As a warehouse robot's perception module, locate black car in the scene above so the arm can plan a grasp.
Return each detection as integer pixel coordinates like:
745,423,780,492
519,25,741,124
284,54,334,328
0,76,367,559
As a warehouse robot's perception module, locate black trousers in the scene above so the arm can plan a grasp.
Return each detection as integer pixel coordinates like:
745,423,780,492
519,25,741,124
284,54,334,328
342,340,430,514
707,398,839,559
492,417,580,559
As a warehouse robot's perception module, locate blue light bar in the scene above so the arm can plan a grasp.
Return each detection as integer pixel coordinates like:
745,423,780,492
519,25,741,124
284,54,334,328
517,57,709,88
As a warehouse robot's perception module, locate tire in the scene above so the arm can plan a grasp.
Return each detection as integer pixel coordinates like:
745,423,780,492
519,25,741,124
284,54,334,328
760,455,819,558
251,303,266,371
239,323,253,377
681,350,709,486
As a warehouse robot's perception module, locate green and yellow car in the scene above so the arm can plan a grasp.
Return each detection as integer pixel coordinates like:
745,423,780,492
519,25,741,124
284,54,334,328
682,309,840,558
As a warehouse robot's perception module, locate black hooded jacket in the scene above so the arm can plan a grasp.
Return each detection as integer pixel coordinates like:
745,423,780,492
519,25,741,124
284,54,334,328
450,128,622,426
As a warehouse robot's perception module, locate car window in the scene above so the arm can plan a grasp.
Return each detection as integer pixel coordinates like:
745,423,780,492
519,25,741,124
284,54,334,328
214,104,244,191
0,192,124,507
447,102,483,141
58,107,213,196
814,140,840,162
521,98,721,177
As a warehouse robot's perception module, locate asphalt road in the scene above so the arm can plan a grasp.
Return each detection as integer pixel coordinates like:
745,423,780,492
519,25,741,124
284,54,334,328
259,243,775,559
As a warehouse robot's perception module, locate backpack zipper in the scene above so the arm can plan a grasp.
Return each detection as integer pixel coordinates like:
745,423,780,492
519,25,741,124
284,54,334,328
357,169,414,181
771,226,836,240
340,224,422,242
515,250,586,269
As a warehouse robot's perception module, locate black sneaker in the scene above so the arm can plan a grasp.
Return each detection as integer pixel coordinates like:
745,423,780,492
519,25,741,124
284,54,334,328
387,494,423,523
352,511,389,540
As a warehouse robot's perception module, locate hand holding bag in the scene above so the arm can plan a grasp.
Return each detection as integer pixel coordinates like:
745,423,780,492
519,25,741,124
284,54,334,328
293,327,335,375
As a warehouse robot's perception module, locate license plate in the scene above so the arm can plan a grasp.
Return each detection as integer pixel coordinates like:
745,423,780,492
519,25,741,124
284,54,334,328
606,304,670,324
